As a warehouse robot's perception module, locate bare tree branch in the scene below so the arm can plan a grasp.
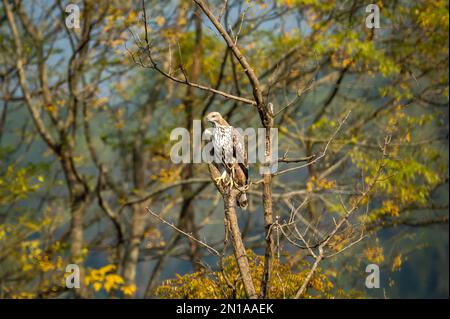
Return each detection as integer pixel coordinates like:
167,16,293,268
146,207,220,257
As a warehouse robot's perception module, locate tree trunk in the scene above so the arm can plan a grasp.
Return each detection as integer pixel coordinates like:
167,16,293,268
59,147,90,298
178,5,203,270
224,190,257,299
121,141,148,293
260,113,274,298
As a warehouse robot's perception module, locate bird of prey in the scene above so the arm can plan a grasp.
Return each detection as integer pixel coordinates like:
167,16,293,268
206,112,248,209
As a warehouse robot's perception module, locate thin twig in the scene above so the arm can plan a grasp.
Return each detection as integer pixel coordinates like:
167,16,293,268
274,111,351,177
146,207,220,256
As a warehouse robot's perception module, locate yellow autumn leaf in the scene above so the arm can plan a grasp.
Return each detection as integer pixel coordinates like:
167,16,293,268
405,131,411,143
46,104,58,115
177,16,187,26
22,264,33,272
39,259,54,272
99,264,116,275
115,122,125,130
127,11,137,22
122,284,137,296
93,282,102,292
283,0,296,8
89,269,103,281
364,246,385,264
155,16,165,26
92,97,108,109
107,274,124,285
343,58,352,68
392,254,402,271
104,280,114,292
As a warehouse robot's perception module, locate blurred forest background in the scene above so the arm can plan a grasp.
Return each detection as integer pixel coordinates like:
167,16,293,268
0,0,448,298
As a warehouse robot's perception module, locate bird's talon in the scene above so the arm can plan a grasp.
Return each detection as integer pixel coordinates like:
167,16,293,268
214,171,228,185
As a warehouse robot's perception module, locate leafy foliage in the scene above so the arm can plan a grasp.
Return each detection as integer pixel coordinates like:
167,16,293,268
156,251,361,298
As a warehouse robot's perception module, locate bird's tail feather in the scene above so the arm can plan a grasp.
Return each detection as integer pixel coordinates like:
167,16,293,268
237,192,248,210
